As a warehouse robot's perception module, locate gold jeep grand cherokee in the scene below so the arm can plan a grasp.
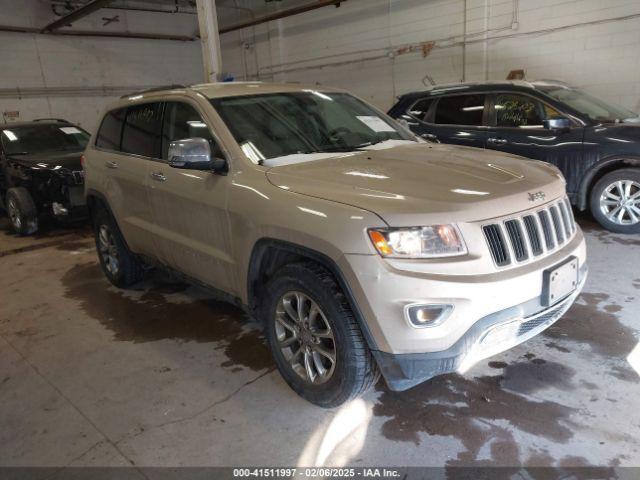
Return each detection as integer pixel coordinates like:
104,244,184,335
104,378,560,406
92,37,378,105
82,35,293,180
83,82,587,407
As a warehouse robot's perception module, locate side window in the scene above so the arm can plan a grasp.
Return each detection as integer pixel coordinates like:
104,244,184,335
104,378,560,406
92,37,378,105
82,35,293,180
162,102,223,160
408,98,434,122
121,103,163,158
96,108,126,150
434,95,486,126
495,94,561,128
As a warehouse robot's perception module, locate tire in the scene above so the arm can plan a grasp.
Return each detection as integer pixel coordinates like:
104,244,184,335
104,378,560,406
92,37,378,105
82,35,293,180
93,207,145,287
262,262,379,407
590,168,640,234
6,187,38,235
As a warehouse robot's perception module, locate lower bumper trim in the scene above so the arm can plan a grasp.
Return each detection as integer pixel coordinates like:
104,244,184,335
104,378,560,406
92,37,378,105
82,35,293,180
375,264,588,391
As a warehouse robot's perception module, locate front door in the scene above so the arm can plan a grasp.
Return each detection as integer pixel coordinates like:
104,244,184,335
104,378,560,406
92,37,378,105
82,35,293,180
485,93,585,195
146,100,235,294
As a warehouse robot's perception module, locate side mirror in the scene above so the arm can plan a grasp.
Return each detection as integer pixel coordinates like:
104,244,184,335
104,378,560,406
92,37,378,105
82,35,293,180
543,118,571,131
168,138,227,172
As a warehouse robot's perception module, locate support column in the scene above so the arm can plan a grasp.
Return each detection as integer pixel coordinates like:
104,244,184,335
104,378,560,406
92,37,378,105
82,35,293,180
196,0,223,83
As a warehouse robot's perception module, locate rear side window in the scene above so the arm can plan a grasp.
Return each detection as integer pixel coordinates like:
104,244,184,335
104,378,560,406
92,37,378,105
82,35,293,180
408,98,434,122
161,102,222,160
434,94,486,126
121,103,163,158
96,108,126,150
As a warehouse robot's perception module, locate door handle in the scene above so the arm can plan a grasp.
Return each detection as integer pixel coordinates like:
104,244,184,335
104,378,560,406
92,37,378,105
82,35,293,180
421,133,440,143
488,137,508,145
105,161,118,169
150,172,167,182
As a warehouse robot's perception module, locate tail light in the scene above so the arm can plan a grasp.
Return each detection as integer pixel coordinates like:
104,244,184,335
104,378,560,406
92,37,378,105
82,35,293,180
80,154,86,168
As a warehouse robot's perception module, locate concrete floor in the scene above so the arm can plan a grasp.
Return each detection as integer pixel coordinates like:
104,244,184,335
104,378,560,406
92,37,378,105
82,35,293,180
0,214,639,471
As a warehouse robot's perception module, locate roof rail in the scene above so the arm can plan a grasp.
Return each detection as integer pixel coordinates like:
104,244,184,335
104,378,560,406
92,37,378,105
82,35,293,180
33,118,68,123
120,84,187,98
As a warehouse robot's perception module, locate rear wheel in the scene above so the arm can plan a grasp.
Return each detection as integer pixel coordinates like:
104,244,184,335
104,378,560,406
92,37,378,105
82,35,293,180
262,262,378,407
590,168,640,233
93,207,145,287
6,187,38,235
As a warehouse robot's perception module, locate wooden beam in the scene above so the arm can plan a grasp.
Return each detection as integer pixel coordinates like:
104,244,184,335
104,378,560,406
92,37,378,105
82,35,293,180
41,0,115,33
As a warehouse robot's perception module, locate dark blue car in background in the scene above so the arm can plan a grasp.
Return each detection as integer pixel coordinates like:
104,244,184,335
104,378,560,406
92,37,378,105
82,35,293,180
388,80,640,233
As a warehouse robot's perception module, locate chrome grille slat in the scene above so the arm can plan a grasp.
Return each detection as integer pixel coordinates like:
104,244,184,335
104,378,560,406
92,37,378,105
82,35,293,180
482,197,576,268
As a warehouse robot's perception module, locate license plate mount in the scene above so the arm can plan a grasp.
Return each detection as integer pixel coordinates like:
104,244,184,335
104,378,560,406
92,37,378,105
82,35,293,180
542,256,579,307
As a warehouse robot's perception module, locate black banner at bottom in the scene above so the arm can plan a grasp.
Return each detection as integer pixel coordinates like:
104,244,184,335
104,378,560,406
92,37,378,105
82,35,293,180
0,466,630,480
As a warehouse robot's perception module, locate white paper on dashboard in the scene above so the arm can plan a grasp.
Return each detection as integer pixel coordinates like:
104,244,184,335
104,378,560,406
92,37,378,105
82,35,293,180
60,127,82,135
356,116,396,132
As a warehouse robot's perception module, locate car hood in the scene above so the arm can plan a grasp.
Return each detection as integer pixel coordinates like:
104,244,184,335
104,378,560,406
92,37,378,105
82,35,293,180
7,150,83,171
265,143,567,226
592,123,640,140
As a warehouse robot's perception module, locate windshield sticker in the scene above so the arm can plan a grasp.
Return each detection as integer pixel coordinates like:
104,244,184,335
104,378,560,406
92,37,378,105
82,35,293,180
60,127,82,135
356,116,396,132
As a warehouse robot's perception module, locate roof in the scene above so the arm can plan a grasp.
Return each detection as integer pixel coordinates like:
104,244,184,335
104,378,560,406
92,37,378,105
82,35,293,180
119,82,346,102
400,79,572,97
0,119,73,129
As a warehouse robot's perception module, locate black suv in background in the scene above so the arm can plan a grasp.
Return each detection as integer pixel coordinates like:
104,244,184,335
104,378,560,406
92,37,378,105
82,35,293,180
389,80,640,233
0,119,90,235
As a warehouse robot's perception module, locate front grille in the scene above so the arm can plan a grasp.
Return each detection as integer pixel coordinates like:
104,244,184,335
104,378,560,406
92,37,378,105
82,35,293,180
483,224,510,266
482,197,576,268
504,220,528,262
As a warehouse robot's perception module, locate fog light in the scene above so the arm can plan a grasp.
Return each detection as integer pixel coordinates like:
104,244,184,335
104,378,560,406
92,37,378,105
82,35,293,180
52,202,69,216
405,304,453,328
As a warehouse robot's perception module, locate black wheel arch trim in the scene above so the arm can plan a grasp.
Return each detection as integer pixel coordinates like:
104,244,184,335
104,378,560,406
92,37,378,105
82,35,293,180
578,156,640,210
85,188,134,252
248,238,380,352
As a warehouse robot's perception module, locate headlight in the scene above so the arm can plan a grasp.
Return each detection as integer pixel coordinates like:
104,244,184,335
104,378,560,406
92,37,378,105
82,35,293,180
368,225,467,258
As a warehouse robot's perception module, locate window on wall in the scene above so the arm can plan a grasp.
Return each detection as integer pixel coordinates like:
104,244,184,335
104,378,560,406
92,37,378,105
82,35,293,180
161,102,222,160
495,94,562,128
96,108,126,150
434,95,486,126
121,103,163,158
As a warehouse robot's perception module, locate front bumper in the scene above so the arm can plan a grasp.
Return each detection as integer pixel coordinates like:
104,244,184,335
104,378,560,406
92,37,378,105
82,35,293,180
372,264,587,391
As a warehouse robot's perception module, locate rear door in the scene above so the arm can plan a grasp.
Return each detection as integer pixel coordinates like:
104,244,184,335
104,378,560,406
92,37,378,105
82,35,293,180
94,104,161,256
146,100,235,293
416,93,487,148
485,92,584,193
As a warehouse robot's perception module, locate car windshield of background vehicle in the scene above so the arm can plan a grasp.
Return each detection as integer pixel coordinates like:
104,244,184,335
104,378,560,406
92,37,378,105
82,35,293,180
1,125,90,155
210,91,416,163
540,86,638,123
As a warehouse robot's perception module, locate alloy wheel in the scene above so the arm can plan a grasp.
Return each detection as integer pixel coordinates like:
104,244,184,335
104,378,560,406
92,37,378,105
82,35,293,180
599,179,640,226
274,291,336,385
7,198,21,229
98,224,119,275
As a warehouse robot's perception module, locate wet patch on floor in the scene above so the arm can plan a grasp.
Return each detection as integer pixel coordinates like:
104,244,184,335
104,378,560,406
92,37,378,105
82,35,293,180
55,239,94,252
61,262,272,372
543,292,636,358
633,279,640,290
373,357,577,466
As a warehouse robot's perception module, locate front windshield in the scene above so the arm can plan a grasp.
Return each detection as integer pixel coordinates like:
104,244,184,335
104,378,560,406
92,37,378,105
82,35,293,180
540,86,637,123
210,91,416,162
1,124,90,156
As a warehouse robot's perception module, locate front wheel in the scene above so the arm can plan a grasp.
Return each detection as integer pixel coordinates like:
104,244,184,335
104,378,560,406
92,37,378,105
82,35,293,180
6,187,38,235
590,168,640,233
262,262,378,407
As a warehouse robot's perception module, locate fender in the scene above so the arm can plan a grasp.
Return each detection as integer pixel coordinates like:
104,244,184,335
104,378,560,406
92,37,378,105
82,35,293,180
577,155,640,210
247,238,379,351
